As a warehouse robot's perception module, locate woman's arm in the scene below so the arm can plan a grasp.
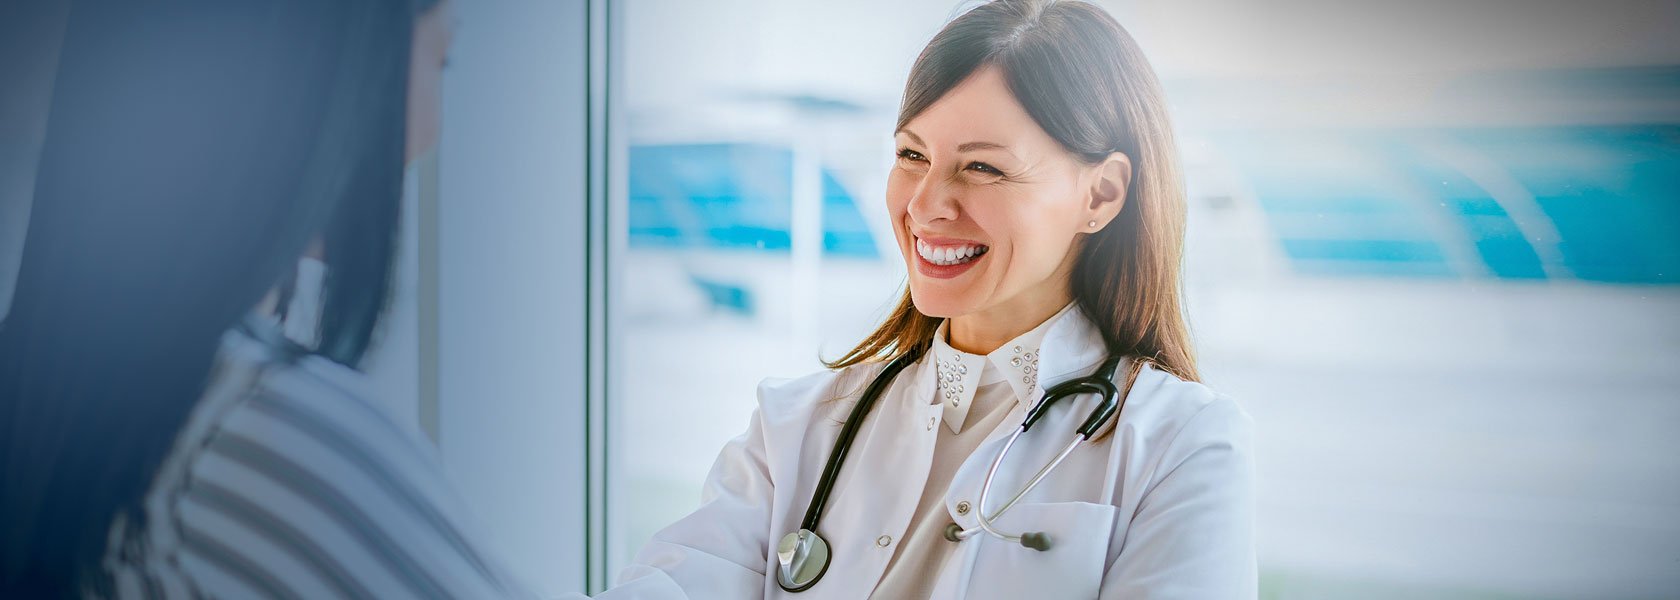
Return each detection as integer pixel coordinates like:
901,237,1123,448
596,405,778,599
1098,394,1258,599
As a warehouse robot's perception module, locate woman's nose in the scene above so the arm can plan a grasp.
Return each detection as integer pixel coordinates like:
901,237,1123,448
905,174,960,226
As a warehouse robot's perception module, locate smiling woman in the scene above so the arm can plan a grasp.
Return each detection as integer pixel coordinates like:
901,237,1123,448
836,0,1194,380
593,1,1254,598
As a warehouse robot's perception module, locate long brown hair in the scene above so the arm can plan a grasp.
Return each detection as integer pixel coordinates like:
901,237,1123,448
828,0,1199,398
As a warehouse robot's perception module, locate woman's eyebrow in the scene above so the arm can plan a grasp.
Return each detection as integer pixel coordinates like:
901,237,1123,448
895,129,1020,159
956,140,1011,153
896,129,926,146
958,141,1022,164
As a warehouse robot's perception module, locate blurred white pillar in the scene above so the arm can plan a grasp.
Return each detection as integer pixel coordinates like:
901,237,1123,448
790,139,823,350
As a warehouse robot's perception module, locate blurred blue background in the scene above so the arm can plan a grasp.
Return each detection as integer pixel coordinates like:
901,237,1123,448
606,1,1680,599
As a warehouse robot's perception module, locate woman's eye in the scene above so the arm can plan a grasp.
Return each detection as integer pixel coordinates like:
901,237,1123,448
966,162,1002,176
896,148,926,162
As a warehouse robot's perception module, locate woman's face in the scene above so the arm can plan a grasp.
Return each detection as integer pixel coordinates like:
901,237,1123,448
888,64,1126,321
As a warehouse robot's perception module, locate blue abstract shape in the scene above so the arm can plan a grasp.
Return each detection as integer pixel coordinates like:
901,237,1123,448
627,143,879,258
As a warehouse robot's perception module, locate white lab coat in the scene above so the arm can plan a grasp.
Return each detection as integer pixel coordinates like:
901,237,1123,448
595,307,1256,599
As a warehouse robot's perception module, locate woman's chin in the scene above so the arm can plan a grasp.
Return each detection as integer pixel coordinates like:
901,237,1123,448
908,286,979,320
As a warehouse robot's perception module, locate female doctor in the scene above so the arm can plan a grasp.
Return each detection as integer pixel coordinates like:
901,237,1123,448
598,1,1255,598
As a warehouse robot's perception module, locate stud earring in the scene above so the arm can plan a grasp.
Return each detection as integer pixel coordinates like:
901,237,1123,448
1088,220,1099,228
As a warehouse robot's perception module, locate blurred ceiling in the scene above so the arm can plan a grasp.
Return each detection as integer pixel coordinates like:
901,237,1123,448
623,0,1680,115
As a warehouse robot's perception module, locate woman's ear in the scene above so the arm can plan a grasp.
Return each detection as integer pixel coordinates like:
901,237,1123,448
1084,152,1132,230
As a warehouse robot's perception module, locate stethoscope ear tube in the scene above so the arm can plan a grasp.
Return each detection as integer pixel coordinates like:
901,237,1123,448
1075,379,1121,438
1073,356,1126,437
1021,355,1126,434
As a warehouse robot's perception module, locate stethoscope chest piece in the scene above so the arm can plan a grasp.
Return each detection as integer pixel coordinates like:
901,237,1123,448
776,528,831,592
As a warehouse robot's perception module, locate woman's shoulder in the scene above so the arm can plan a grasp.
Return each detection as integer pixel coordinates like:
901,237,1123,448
197,319,437,462
211,330,479,539
1122,362,1253,454
104,325,528,599
751,359,897,425
254,351,439,460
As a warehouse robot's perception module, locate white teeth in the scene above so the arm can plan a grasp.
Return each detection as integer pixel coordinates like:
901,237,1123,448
915,237,988,266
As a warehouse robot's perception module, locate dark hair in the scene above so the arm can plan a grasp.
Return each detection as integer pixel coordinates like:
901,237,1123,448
830,0,1198,413
0,0,432,594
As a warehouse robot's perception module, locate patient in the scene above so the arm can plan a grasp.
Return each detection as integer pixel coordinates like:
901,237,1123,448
0,0,552,597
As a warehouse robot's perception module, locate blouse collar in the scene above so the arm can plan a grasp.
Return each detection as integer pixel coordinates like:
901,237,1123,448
928,302,1081,433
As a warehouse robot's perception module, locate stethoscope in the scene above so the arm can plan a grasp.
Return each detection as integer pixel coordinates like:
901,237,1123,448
776,351,1128,592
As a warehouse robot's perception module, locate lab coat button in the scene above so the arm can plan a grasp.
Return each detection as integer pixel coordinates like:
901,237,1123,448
876,535,892,547
956,501,971,515
927,417,936,430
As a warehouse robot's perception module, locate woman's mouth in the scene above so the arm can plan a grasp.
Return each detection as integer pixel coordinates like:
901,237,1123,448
914,237,989,279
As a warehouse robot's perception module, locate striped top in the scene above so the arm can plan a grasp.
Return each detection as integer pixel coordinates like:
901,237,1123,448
98,318,538,599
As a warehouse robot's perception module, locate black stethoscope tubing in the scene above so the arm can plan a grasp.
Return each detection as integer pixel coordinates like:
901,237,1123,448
799,352,917,533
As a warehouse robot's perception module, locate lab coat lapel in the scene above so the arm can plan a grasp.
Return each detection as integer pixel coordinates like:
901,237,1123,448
800,353,941,599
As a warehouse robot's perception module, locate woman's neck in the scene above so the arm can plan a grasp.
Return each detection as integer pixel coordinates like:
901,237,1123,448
946,292,1073,355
